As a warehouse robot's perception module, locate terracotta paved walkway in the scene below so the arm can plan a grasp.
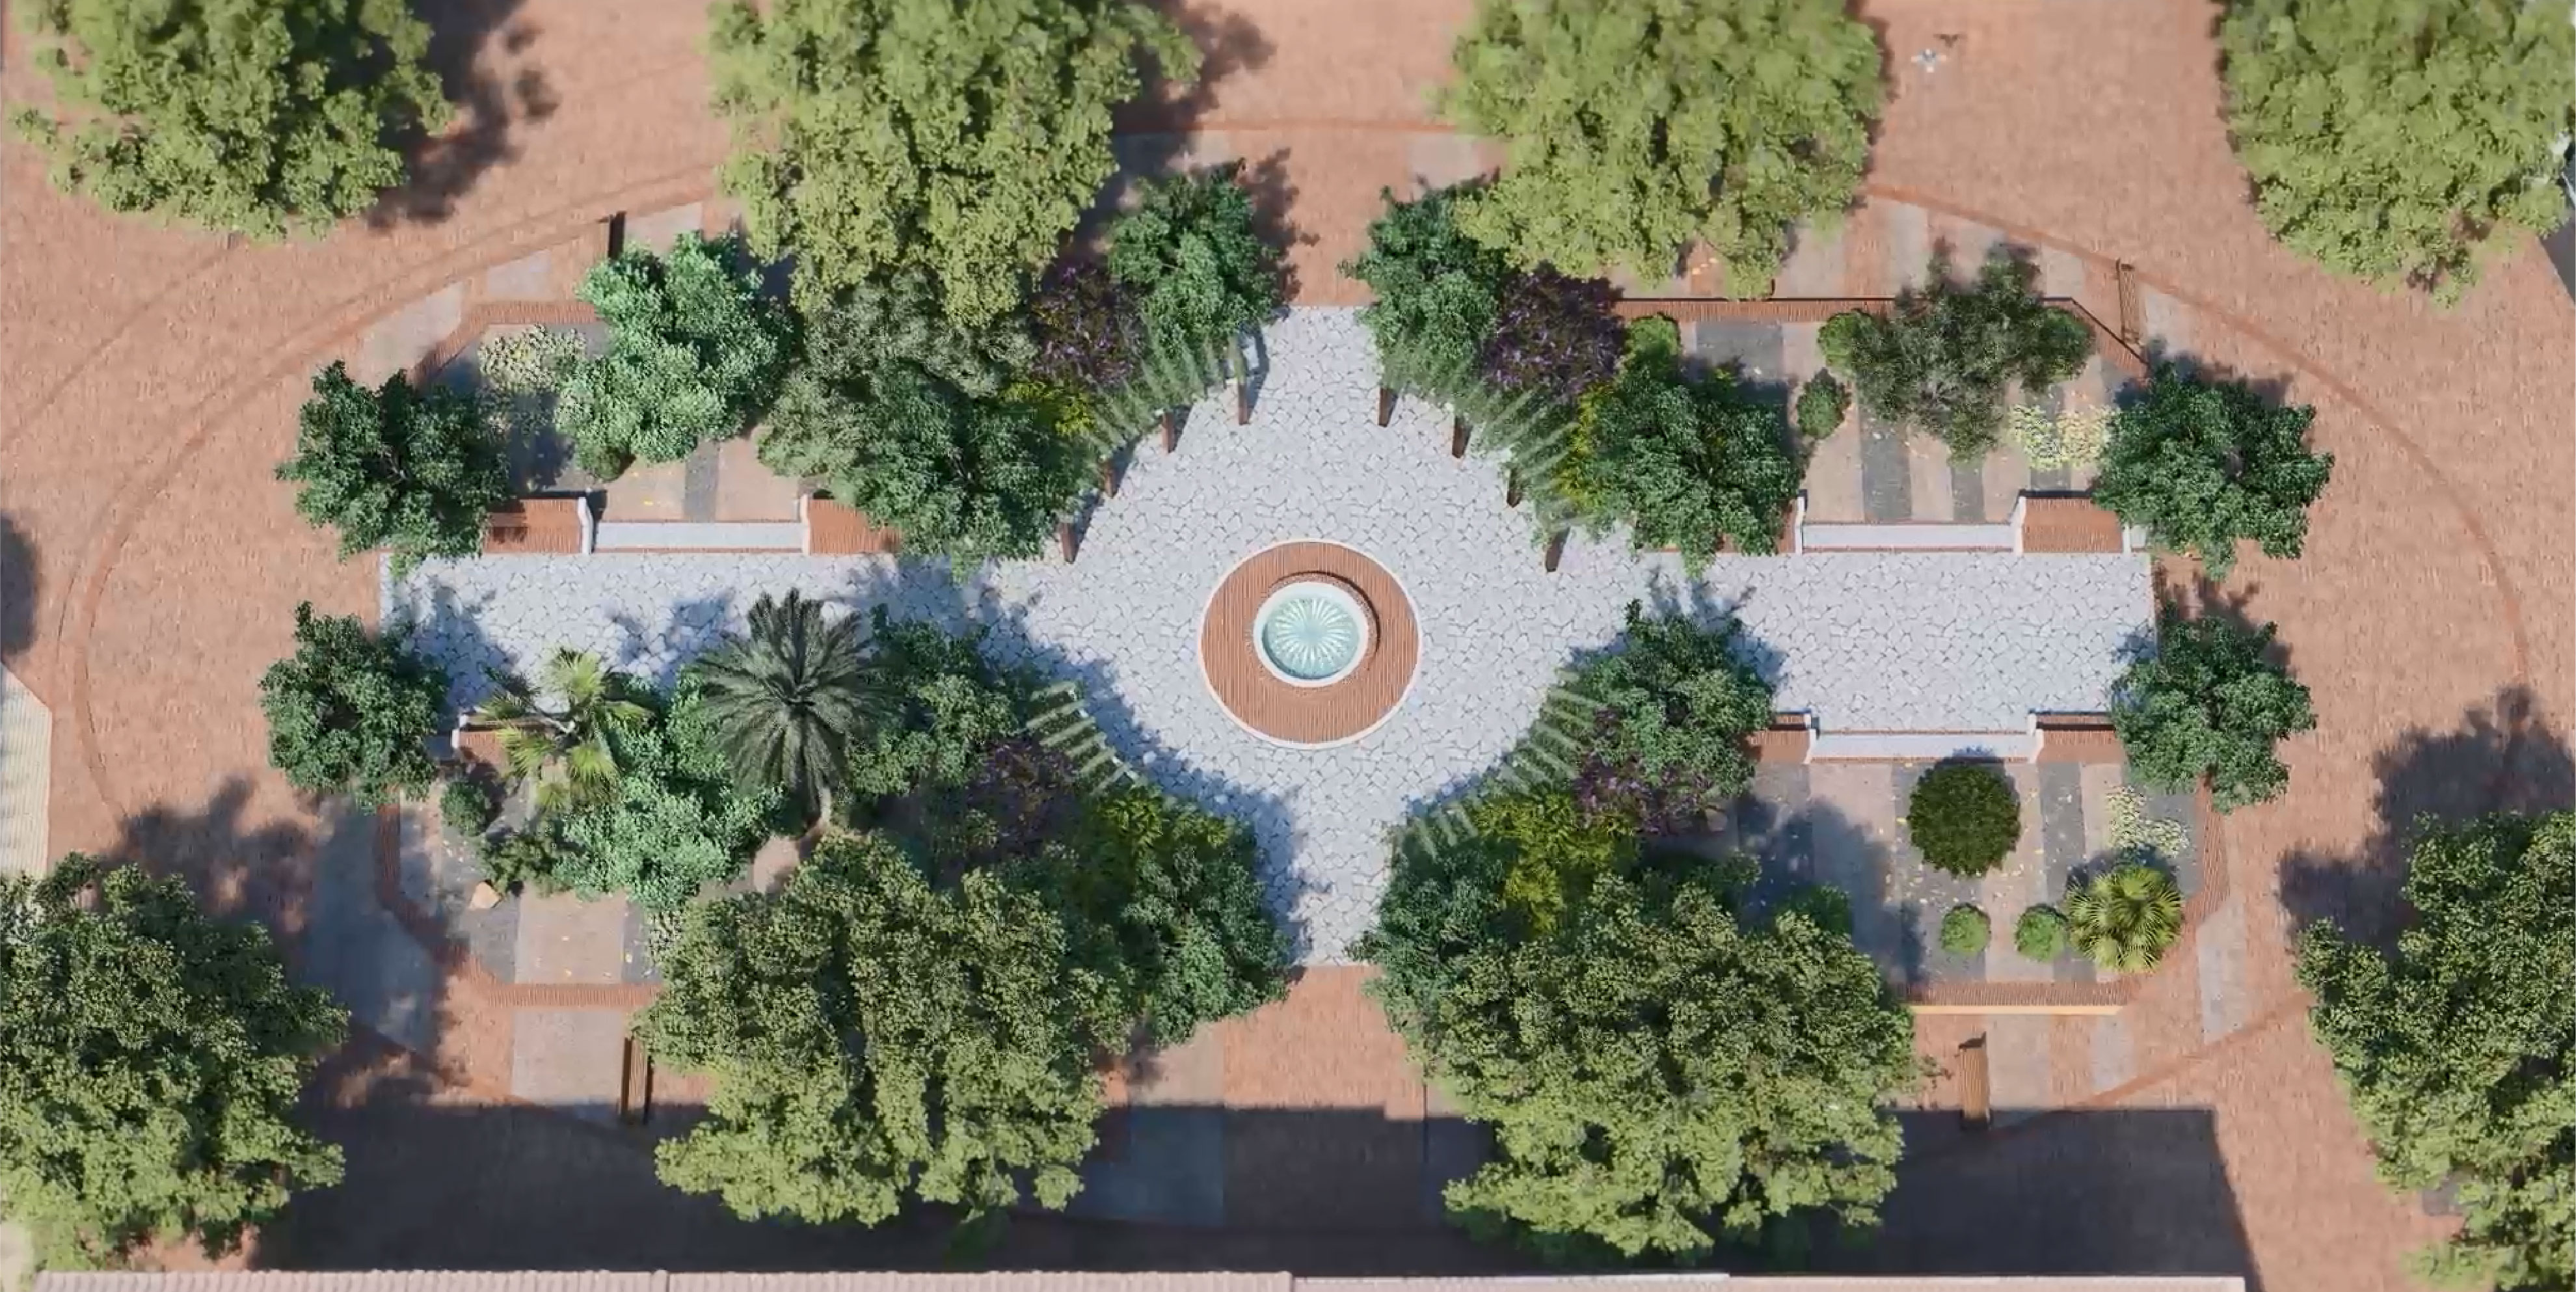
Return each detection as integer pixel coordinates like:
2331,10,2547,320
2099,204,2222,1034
3,0,2567,1285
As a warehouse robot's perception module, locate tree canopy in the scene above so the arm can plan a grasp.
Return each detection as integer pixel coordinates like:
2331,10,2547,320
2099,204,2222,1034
277,362,510,574
558,232,796,476
1818,249,2093,458
2298,812,2574,1292
1566,318,1803,563
259,601,449,806
689,589,881,823
10,0,450,236
706,0,1200,321
1107,163,1288,355
2093,366,2335,580
0,855,346,1269
641,831,1111,1226
1440,0,1882,290
1562,600,1775,831
2111,608,2317,812
1345,183,1516,394
2219,0,2576,306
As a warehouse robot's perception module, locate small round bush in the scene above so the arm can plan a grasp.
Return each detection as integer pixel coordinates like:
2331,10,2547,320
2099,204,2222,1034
1795,372,1849,440
2015,904,2069,960
1939,904,1991,956
1907,760,2022,876
440,776,499,839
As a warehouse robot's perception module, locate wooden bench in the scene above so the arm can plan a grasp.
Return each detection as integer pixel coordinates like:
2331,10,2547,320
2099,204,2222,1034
480,498,586,554
2016,494,2125,554
2035,713,2125,763
802,497,902,555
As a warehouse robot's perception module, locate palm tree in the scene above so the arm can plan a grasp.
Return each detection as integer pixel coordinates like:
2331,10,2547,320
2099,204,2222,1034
2065,863,2185,973
689,589,876,823
470,648,652,812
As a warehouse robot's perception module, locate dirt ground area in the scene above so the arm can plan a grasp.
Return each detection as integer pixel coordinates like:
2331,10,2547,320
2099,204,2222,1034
2,1,2567,1289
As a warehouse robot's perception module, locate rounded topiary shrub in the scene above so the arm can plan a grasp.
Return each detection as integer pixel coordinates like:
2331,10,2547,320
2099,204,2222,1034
1939,904,1991,956
2015,904,2069,960
1907,760,2022,876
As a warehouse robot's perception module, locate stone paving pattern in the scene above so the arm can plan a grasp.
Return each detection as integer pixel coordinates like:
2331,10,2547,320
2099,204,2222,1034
391,308,2149,960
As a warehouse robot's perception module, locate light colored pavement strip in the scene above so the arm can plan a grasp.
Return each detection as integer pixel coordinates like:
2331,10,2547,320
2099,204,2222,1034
0,669,50,880
390,308,2151,960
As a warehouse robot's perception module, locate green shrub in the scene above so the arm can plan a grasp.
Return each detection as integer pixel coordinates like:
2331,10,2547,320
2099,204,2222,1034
258,602,449,807
440,776,500,840
557,232,795,476
1563,600,1776,831
1818,249,2091,458
1108,163,1287,359
2296,812,2575,1291
2112,608,2316,812
1440,0,1883,291
10,0,449,237
2093,366,2335,580
1794,372,1849,441
1343,183,1516,394
1473,788,1636,934
477,818,574,895
1566,317,1804,565
1905,760,2021,876
843,610,1033,803
2220,0,2575,306
2014,904,2070,960
707,0,1198,321
1939,904,1991,957
2065,863,2184,973
550,680,780,912
276,362,511,575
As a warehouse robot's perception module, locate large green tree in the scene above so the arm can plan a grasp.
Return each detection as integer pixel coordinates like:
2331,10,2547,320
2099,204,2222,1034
11,0,450,236
545,680,781,913
707,0,1200,321
1359,837,1918,1262
277,362,510,574
640,831,1112,1225
557,232,796,476
2220,0,2576,306
1562,600,1775,830
689,589,880,824
1107,163,1287,357
259,601,449,806
1344,183,1514,394
1818,249,2093,458
0,855,346,1268
1566,317,1803,564
2094,367,2334,579
1440,0,1881,290
2111,609,2318,812
2298,813,2574,1292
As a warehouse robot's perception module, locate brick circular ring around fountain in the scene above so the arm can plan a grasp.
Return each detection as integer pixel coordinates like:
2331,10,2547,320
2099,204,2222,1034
1198,541,1420,747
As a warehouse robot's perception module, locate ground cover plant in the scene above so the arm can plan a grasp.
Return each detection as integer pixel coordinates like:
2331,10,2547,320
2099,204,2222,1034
1818,249,2091,458
278,362,511,575
260,602,449,807
1439,0,1882,291
2296,812,2574,1292
707,0,1198,321
1108,163,1287,362
1905,760,2022,876
2064,862,2184,973
11,0,449,236
558,232,796,476
2093,366,2334,579
1562,317,1804,563
1363,603,1918,1261
2112,608,2317,812
2220,0,2576,306
0,855,346,1269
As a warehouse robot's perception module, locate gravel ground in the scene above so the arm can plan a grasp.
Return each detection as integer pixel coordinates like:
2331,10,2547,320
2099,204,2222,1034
391,308,2149,959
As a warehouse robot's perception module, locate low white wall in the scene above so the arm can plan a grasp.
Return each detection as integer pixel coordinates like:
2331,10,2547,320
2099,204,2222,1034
589,520,804,552
1807,730,2039,762
1797,522,2017,551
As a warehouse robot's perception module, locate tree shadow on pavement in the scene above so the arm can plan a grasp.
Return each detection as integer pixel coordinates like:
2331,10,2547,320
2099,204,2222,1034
0,513,34,661
105,777,314,936
2281,685,2574,952
368,0,558,227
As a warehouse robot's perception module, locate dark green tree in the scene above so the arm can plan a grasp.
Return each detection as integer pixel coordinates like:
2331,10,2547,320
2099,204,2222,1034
1012,786,1289,1045
1818,249,2092,457
2298,813,2575,1291
558,232,796,476
2220,0,2575,306
689,589,880,824
2093,366,2334,580
1441,0,1882,290
641,831,1112,1224
1107,163,1287,359
1568,318,1803,564
259,601,448,806
11,0,449,236
1343,183,1514,394
276,362,510,574
546,679,780,912
1905,760,2022,877
707,0,1199,321
1359,845,1918,1261
1564,600,1775,830
2111,609,2317,812
0,855,346,1269
842,610,1030,803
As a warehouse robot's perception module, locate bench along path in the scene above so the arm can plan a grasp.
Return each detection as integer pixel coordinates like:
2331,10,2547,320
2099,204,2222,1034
391,308,2149,961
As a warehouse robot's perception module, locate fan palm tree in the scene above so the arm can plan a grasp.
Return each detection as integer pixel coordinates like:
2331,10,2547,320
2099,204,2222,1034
2065,863,2185,973
470,648,652,813
689,589,876,823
